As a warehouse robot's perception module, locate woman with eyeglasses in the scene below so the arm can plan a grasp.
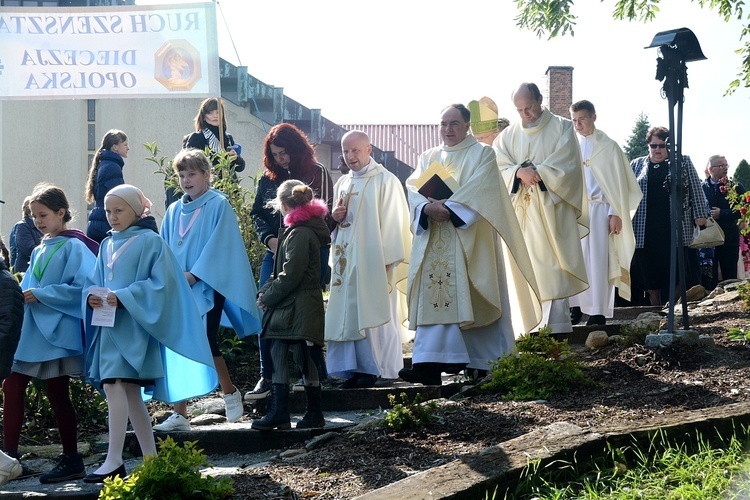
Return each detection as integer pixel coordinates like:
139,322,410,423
629,126,709,305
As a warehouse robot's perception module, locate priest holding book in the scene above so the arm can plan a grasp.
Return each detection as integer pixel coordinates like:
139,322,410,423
399,104,541,386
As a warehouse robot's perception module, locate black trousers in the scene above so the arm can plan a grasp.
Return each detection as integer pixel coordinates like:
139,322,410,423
713,244,740,286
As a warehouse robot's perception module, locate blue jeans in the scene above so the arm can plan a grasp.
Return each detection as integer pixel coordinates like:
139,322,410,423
256,247,331,380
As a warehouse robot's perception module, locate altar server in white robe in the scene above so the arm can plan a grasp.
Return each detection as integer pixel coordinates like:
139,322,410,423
567,100,642,325
325,131,412,388
493,82,588,334
398,104,541,386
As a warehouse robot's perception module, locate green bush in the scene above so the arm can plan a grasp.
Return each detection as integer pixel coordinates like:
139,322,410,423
99,437,233,500
384,392,438,431
736,283,750,311
482,328,591,400
619,323,654,347
727,327,750,341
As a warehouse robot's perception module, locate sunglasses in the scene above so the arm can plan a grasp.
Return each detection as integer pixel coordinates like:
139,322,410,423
649,143,668,150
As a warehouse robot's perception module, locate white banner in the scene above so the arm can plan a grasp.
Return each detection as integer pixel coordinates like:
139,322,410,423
0,3,220,99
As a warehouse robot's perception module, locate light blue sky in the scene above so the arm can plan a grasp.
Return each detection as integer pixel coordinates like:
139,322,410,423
140,0,750,173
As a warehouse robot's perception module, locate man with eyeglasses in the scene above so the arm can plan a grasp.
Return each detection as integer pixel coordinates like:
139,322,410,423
630,127,709,305
702,155,745,288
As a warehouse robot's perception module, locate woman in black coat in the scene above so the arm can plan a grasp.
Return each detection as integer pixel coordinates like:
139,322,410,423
85,130,129,243
9,196,43,273
165,98,246,208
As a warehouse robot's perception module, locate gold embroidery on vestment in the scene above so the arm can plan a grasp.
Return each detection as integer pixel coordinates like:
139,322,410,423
425,223,454,310
331,242,349,288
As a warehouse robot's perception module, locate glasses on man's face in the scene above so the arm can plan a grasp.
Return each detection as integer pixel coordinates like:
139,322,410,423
712,164,729,169
649,143,667,150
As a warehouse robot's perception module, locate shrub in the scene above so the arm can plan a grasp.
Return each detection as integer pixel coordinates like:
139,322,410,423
99,437,233,500
384,392,438,431
482,327,591,400
727,327,750,341
736,282,750,311
619,323,654,347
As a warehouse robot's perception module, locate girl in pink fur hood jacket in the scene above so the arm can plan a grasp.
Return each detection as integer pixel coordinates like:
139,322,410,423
253,180,330,431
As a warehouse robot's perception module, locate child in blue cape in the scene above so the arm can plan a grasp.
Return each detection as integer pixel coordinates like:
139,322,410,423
253,180,330,431
85,184,218,483
2,183,98,484
155,149,261,431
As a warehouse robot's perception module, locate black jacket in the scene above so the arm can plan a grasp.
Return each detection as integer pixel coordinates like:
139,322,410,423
702,179,746,245
0,261,23,380
9,217,42,272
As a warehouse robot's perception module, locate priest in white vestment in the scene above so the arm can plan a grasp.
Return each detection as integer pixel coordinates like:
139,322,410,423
399,104,541,386
493,82,587,334
325,131,412,388
567,100,642,325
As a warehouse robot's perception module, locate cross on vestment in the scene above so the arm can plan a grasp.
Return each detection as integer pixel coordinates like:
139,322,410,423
343,189,359,208
338,189,359,228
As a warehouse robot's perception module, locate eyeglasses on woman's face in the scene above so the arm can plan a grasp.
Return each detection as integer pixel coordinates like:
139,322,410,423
649,143,667,150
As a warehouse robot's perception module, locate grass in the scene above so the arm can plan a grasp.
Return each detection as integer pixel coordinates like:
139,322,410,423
495,426,750,499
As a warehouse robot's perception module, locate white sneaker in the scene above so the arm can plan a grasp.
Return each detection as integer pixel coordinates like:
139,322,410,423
153,412,190,432
224,387,244,422
0,456,22,486
292,378,305,392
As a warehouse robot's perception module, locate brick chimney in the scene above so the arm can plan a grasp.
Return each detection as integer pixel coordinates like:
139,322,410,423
545,66,574,118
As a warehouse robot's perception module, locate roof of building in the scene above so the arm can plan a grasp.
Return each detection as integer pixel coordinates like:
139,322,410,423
341,124,440,170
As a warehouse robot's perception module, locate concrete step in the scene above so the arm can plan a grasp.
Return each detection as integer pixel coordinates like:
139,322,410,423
256,378,466,414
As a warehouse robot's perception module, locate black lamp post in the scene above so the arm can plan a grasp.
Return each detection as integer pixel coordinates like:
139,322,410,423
645,28,706,334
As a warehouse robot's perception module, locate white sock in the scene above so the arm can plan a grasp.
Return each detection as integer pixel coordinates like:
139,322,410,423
125,384,156,457
98,381,127,474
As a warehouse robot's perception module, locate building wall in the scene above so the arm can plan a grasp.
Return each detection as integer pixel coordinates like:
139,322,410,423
0,98,269,237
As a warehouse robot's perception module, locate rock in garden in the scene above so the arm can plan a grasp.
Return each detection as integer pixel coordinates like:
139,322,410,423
192,413,226,426
585,331,609,349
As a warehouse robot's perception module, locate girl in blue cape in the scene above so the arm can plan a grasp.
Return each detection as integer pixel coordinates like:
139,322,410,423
3,183,98,484
155,149,261,432
85,184,218,483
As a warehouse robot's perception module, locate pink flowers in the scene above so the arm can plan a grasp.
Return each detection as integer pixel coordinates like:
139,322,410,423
720,185,728,193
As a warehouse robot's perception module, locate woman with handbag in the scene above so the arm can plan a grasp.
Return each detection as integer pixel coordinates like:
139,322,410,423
630,127,709,305
253,180,330,431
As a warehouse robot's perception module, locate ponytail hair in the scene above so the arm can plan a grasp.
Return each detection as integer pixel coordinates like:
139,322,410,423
85,129,127,203
265,179,313,213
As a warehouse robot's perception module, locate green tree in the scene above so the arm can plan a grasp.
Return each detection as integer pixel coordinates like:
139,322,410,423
734,159,750,186
623,113,650,161
514,0,750,92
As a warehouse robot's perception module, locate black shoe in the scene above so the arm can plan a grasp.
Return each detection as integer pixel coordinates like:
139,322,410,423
341,373,360,389
83,463,126,484
39,452,85,484
586,315,606,326
398,367,442,386
355,374,378,388
570,306,583,325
